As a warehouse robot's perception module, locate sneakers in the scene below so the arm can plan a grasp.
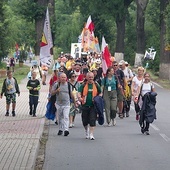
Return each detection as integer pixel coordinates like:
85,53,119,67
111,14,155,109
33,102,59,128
112,119,116,126
126,112,129,117
108,120,112,127
58,130,63,135
12,111,15,117
5,111,16,117
64,130,69,136
5,112,9,116
55,121,58,125
29,111,32,115
144,131,150,135
136,114,139,121
89,133,95,140
85,129,89,139
69,123,73,128
119,113,124,119
141,128,144,134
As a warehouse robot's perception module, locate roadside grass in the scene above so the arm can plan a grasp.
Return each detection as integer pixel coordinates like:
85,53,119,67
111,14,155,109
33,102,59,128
0,64,30,90
148,71,170,90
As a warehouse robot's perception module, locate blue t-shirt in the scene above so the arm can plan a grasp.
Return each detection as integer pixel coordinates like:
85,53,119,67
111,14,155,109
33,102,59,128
101,76,117,90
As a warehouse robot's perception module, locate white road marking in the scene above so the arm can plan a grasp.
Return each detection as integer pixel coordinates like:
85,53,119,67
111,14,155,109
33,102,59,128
152,82,163,88
150,124,160,131
159,133,170,142
130,105,170,142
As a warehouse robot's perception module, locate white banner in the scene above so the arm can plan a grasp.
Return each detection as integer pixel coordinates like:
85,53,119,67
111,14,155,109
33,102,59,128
40,8,53,67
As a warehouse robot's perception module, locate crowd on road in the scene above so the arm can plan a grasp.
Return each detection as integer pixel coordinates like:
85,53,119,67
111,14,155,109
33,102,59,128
0,52,157,140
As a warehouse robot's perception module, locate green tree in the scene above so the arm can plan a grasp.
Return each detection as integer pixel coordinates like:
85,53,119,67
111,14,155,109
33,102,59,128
0,0,8,62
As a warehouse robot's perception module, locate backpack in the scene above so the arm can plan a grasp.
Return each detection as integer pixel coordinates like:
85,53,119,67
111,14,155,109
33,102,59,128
56,82,72,100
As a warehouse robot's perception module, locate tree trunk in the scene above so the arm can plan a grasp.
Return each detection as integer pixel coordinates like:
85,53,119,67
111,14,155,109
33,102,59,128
114,17,125,62
134,0,149,67
114,0,133,62
159,0,170,79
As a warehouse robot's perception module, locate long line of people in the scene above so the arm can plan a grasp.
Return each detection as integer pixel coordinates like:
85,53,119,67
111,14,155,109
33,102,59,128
46,52,157,138
0,52,157,140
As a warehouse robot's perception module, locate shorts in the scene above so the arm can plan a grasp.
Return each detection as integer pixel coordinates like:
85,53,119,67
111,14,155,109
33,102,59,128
81,106,97,127
6,93,16,104
117,89,124,102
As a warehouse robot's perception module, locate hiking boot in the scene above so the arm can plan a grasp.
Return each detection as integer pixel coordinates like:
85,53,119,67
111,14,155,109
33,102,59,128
29,111,32,115
64,130,69,136
12,111,15,117
5,112,9,116
58,130,63,135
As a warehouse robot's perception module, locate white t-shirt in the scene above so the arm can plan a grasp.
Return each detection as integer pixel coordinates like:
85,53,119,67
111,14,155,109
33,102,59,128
132,76,143,92
141,82,154,96
122,67,133,79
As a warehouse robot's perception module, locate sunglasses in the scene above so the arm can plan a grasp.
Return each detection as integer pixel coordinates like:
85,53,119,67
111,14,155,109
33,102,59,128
113,65,118,66
71,75,76,78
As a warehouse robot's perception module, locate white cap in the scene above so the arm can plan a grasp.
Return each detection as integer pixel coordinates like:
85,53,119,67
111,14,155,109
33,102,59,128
119,60,125,65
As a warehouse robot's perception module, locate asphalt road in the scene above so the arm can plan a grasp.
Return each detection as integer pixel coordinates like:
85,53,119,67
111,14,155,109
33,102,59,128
43,83,170,170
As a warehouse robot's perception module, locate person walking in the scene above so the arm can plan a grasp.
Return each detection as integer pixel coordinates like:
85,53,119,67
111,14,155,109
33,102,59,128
138,73,157,135
68,72,80,128
119,60,134,117
26,71,41,117
78,72,102,140
112,61,126,119
131,67,145,120
0,70,20,116
102,67,118,126
48,68,59,125
51,73,72,137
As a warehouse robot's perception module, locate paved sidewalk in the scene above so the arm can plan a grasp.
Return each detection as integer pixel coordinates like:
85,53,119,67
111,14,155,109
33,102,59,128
0,67,50,169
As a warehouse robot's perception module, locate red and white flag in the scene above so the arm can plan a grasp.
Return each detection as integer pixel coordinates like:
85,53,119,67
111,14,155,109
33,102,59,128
40,7,53,67
101,36,112,74
85,15,95,34
82,15,96,52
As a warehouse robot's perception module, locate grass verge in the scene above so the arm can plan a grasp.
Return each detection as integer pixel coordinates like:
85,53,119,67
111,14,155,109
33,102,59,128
0,64,30,90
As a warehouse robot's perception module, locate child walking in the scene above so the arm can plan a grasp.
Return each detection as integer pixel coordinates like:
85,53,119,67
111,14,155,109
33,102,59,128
27,71,40,117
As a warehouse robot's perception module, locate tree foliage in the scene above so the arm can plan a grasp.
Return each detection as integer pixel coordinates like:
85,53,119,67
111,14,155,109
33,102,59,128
0,0,170,75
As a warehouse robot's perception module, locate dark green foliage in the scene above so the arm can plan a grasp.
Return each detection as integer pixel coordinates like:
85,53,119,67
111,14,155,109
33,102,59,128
0,0,170,74
14,0,46,22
